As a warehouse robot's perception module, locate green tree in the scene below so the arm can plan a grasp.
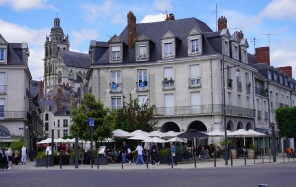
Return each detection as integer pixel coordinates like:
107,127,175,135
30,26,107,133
115,94,158,132
70,93,116,141
276,106,296,138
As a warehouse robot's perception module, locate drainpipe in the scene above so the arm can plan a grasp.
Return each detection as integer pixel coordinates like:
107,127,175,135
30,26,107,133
210,59,213,112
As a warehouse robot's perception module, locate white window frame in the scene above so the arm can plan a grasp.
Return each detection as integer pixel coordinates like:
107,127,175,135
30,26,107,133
111,96,121,110
138,45,147,59
63,119,68,127
0,72,6,94
138,69,148,91
111,46,121,61
111,71,121,92
138,95,148,106
189,65,201,87
0,98,4,118
164,43,173,57
191,39,198,53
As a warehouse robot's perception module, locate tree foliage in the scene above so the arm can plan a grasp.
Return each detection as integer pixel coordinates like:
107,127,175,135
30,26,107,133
115,95,157,132
275,106,296,138
70,93,116,141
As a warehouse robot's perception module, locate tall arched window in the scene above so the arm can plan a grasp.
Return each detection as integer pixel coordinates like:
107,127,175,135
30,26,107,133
58,71,62,83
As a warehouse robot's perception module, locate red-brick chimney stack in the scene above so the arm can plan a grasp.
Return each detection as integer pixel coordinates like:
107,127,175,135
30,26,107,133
279,66,292,78
127,11,136,50
40,80,44,100
218,16,227,31
255,47,270,66
165,13,175,20
235,30,244,41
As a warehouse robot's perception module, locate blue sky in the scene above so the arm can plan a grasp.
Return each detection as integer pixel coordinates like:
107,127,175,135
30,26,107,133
0,0,295,80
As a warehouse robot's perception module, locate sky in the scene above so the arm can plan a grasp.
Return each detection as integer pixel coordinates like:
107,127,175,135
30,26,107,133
0,0,295,80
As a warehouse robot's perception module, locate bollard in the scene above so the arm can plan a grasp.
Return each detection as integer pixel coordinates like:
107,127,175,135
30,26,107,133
244,151,246,165
254,152,256,164
97,155,99,169
282,152,285,163
230,150,233,166
194,151,196,168
46,151,49,169
262,151,264,164
146,151,149,169
288,153,290,162
171,151,173,169
60,152,62,169
91,153,93,169
122,153,124,169
214,151,216,167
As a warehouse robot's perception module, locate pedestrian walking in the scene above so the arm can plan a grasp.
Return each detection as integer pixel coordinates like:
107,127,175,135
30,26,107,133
21,145,27,164
133,144,145,166
150,142,160,165
6,147,13,169
169,143,177,165
122,141,131,165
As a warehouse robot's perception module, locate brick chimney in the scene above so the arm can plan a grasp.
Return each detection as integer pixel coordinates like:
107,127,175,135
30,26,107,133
127,11,136,50
235,30,244,41
165,13,175,20
218,16,227,31
255,47,270,66
40,80,44,100
279,66,292,78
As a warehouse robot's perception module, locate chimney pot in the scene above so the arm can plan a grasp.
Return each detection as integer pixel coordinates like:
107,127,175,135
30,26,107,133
255,47,270,66
218,16,227,31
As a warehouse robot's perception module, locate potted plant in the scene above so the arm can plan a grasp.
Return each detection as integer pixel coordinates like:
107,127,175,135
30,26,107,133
164,77,168,81
69,151,76,165
175,146,183,162
157,148,170,164
248,144,257,159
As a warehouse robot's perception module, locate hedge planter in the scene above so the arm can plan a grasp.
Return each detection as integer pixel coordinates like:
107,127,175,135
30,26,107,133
69,158,75,165
36,158,52,167
158,156,169,164
93,157,108,165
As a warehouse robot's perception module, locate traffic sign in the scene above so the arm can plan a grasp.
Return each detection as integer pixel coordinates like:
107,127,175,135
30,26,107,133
88,118,94,127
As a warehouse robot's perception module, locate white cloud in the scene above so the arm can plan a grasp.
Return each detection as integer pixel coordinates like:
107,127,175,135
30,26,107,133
140,14,165,23
71,29,100,46
260,0,296,20
0,0,52,11
0,19,48,80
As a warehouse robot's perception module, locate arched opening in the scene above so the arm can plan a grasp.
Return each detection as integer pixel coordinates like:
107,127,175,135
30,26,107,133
58,71,62,83
226,120,234,131
187,120,207,132
246,123,252,130
0,125,10,137
160,122,180,132
237,121,243,129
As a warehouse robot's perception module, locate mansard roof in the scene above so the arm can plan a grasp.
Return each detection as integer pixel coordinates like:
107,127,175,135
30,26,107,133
60,50,90,69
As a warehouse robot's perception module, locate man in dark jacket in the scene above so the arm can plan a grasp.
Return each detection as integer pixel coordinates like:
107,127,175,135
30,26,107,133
122,142,131,165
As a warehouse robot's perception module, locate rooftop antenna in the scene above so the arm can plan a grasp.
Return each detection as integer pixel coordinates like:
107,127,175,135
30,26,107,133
261,33,277,48
211,3,218,31
249,37,262,54
155,10,167,20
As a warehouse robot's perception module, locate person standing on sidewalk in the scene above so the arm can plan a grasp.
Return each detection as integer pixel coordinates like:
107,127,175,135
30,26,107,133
133,144,145,166
169,143,177,165
21,145,27,164
122,141,131,165
150,142,160,165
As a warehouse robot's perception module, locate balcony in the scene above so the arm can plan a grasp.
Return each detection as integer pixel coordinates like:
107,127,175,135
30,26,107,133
109,82,122,93
162,79,175,90
237,81,242,92
154,104,255,117
0,111,27,119
255,87,267,97
137,81,149,92
0,85,6,94
188,78,201,88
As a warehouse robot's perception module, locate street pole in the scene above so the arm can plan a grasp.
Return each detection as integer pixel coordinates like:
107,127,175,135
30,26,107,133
75,133,79,168
51,113,54,166
222,57,228,165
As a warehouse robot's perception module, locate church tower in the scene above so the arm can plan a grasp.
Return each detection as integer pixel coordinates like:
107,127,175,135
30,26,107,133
44,17,70,93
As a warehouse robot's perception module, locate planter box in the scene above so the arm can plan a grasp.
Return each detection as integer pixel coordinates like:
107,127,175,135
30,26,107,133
94,157,108,165
176,155,183,162
69,158,75,165
36,158,52,167
158,156,169,164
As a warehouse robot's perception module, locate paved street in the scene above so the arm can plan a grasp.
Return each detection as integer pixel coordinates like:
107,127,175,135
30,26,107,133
0,155,295,187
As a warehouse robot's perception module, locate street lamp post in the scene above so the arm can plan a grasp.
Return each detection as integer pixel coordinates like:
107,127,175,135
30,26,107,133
270,122,276,162
51,113,54,166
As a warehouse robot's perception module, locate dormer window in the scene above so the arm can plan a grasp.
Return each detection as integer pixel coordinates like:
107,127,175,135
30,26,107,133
165,43,173,57
0,49,4,62
161,30,176,59
187,28,203,56
111,46,120,61
135,34,150,61
138,45,147,59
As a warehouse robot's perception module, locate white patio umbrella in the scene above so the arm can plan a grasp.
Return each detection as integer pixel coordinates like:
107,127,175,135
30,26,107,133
228,129,257,146
161,131,181,138
247,129,265,136
36,138,52,144
54,138,66,143
148,131,166,137
166,137,185,143
206,130,225,137
128,134,152,141
112,129,133,137
131,130,150,136
143,137,167,143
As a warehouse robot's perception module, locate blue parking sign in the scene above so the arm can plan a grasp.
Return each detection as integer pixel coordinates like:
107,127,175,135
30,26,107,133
88,118,94,127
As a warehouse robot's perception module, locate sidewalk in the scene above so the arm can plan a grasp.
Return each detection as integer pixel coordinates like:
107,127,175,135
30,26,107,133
11,154,294,171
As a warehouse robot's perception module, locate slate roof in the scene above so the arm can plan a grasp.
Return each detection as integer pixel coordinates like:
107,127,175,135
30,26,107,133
94,17,219,65
7,45,24,65
55,106,71,116
60,50,90,68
